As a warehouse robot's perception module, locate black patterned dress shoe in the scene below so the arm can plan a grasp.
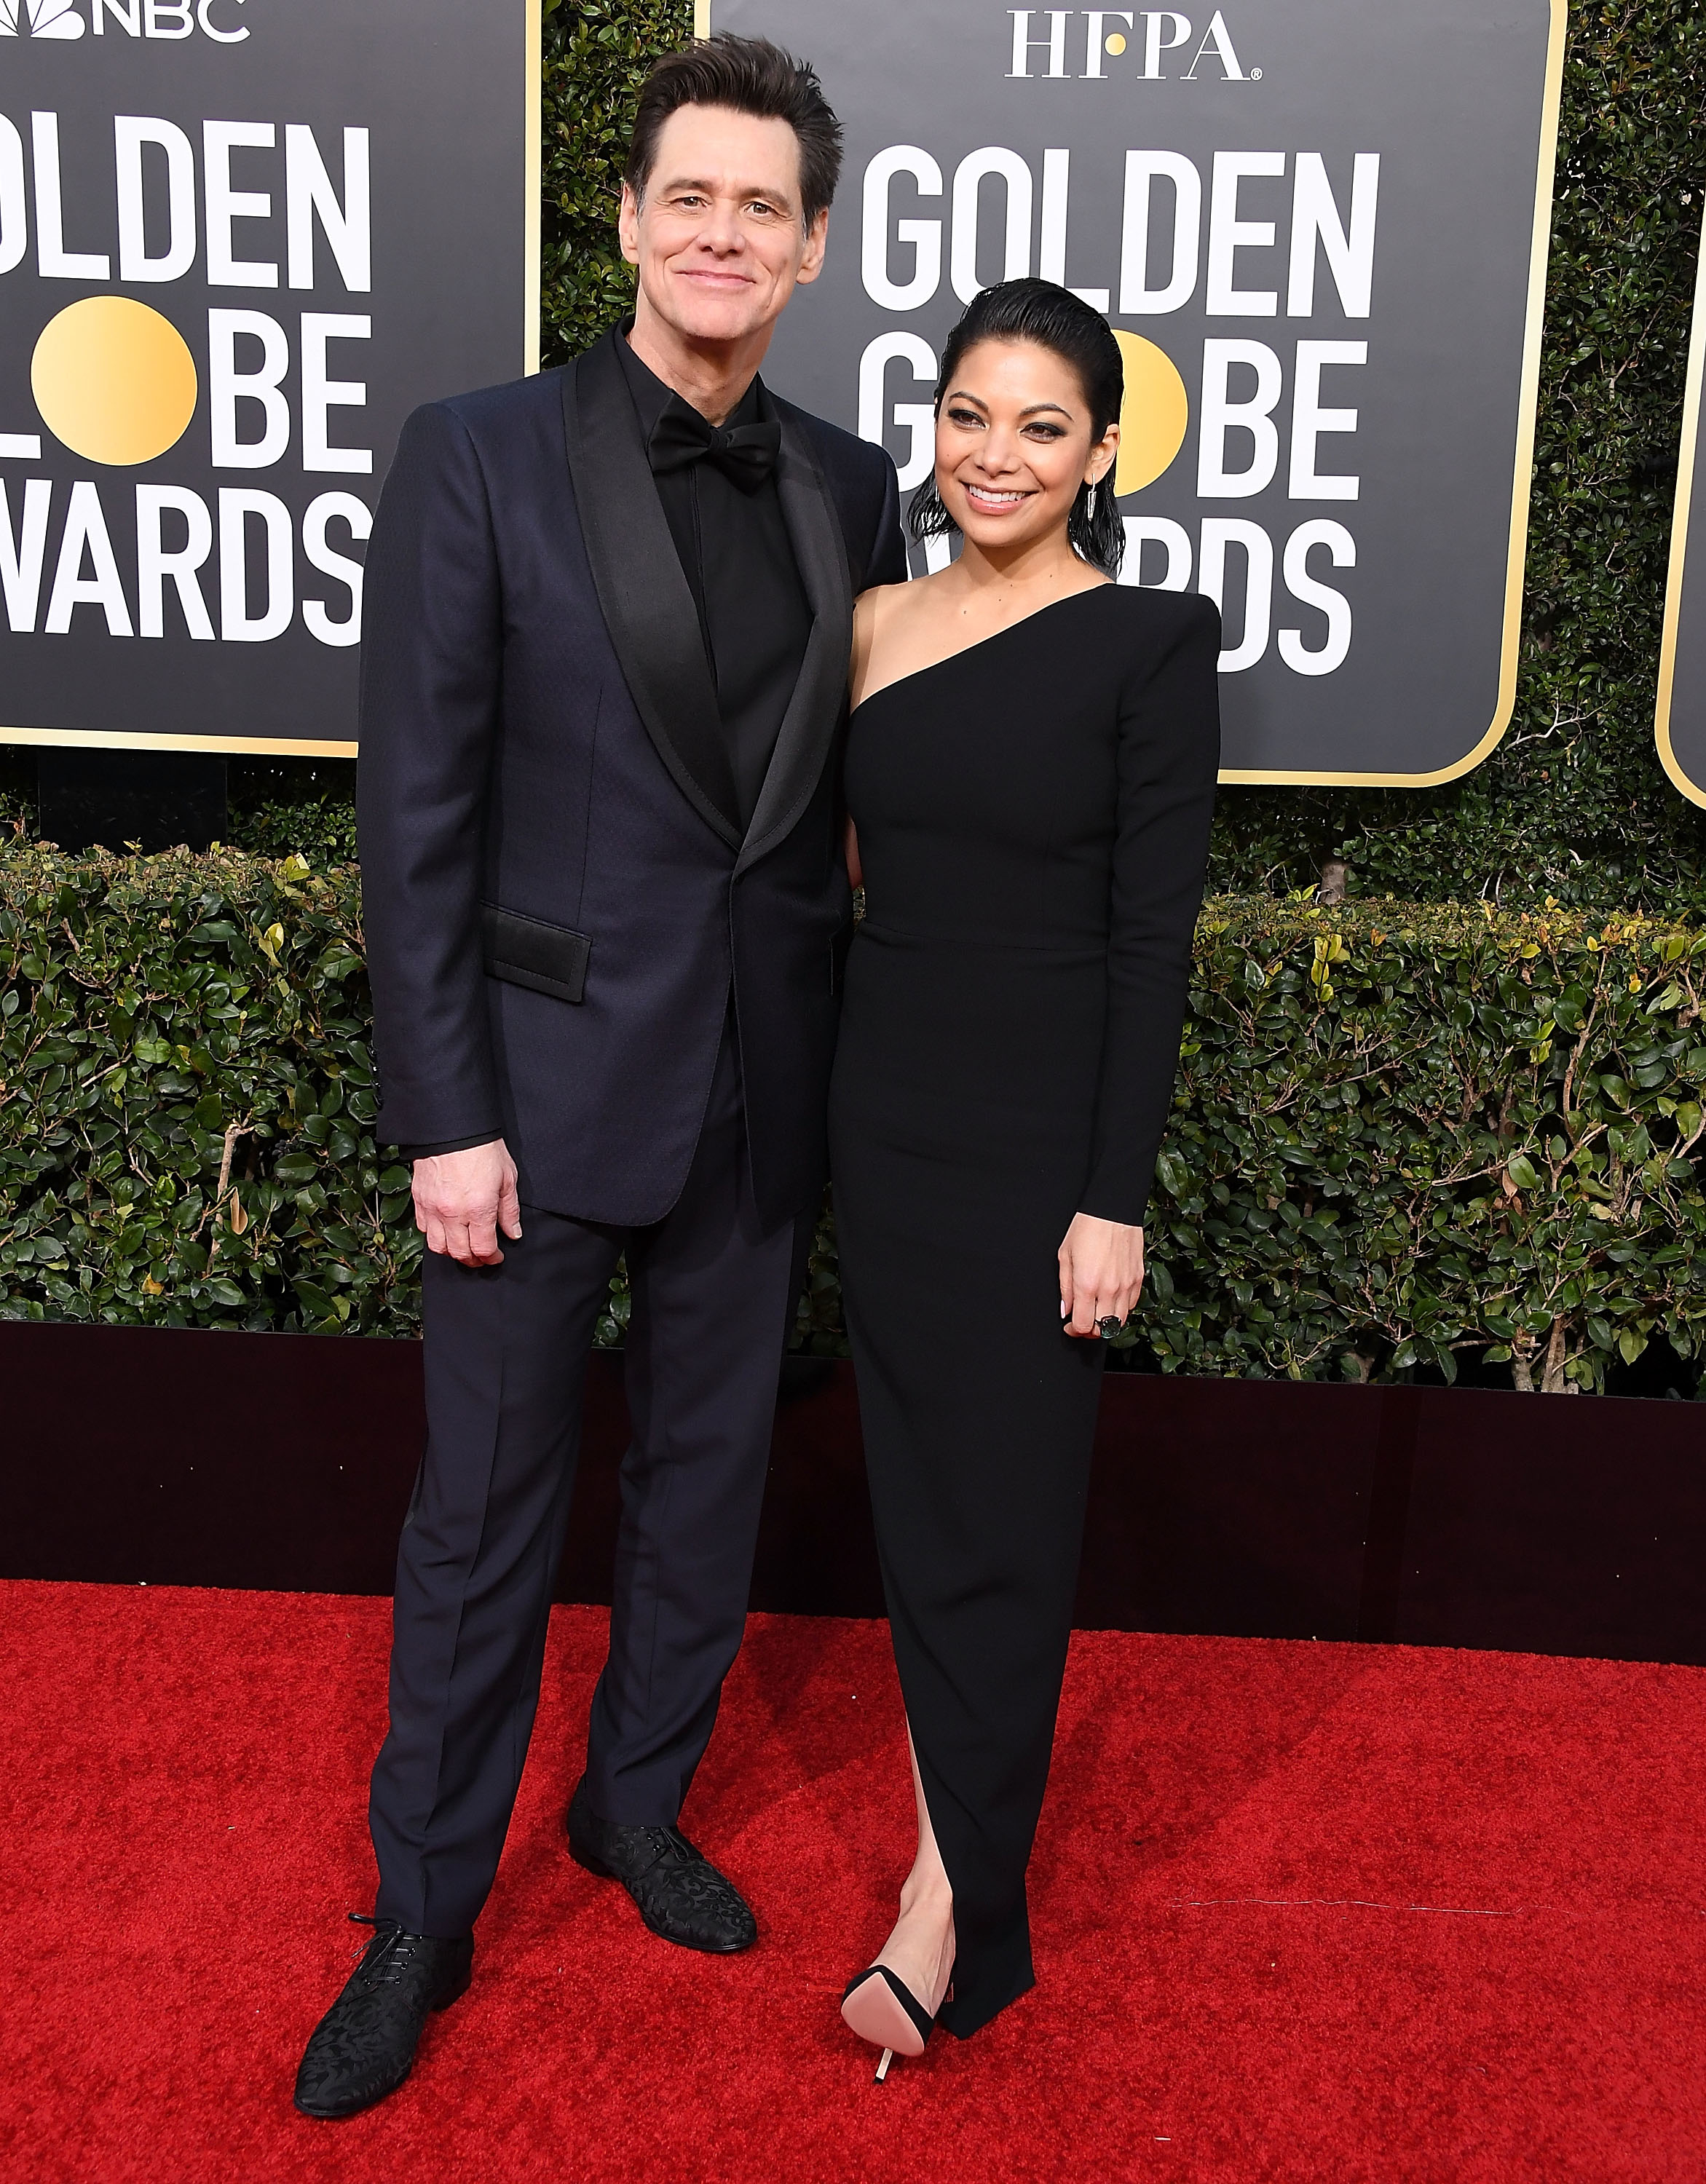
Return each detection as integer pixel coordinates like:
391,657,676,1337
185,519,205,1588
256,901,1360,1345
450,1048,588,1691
293,1916,474,2120
566,1779,757,1953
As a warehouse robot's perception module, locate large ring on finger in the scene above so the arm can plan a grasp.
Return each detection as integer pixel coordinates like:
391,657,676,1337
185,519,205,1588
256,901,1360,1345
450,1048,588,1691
1097,1315,1122,1339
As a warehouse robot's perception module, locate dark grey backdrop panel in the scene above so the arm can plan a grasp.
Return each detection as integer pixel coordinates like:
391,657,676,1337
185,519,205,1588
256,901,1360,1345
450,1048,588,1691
1657,205,1706,807
0,0,532,753
715,0,1563,783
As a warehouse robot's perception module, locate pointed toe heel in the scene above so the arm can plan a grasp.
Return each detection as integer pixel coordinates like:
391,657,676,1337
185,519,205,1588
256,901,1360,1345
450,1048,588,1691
841,1963,937,2077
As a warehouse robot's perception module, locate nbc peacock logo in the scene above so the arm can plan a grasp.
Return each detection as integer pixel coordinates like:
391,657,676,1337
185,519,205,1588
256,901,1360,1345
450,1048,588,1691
0,0,253,39
0,0,87,36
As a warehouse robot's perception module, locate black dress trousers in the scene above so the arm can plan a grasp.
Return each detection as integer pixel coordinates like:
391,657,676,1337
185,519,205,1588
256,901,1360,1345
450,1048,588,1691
370,1023,799,1939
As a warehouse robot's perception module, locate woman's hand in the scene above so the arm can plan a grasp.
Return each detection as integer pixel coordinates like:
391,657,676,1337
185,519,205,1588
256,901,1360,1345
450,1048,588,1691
1058,1212,1145,1338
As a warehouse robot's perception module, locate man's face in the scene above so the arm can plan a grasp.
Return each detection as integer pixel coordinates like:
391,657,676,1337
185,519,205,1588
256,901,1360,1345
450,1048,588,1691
620,104,828,348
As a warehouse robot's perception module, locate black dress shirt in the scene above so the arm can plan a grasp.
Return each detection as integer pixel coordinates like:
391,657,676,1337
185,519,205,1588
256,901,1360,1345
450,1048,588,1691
614,329,814,831
405,333,816,1164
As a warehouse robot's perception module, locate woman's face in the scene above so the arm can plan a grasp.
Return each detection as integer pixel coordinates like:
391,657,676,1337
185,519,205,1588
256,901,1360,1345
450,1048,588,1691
933,338,1118,558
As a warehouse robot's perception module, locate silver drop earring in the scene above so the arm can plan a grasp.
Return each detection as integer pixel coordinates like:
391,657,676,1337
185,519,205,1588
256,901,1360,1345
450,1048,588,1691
1086,480,1098,521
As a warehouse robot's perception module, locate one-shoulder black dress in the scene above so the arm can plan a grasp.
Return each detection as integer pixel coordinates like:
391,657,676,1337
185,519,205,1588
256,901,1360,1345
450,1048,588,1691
829,584,1220,2037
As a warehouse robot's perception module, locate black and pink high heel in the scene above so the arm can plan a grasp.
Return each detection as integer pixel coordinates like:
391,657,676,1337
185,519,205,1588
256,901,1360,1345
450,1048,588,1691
840,1961,949,2081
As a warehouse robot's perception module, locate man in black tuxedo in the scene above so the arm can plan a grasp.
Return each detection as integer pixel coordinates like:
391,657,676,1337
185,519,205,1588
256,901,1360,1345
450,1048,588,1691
294,36,904,2119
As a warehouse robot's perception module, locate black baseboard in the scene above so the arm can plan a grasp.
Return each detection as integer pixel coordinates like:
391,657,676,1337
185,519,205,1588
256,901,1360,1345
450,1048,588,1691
4,1321,1702,1663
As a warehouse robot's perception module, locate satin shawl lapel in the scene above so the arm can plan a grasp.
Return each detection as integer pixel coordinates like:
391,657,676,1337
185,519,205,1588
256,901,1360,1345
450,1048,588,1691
561,334,742,848
736,404,856,875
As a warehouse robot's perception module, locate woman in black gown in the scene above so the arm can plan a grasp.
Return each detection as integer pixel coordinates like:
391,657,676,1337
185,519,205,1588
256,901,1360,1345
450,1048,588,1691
832,280,1220,2069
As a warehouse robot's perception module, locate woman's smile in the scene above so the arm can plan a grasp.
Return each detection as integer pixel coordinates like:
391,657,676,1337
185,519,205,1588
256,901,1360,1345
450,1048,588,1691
961,482,1032,512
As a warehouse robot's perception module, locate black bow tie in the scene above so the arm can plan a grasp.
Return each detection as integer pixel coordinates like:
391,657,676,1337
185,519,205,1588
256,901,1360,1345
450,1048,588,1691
647,395,781,493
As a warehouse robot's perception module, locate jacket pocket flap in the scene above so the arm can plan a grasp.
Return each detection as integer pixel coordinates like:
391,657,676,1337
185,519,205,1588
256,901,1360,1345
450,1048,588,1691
481,904,591,1005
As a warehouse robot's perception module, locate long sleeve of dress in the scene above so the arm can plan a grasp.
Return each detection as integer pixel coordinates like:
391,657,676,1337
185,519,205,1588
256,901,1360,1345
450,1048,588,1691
1078,592,1221,1226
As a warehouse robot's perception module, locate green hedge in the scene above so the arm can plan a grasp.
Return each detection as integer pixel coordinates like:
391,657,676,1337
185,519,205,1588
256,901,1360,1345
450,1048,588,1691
0,843,416,1337
540,0,692,369
7,841,1705,1393
1147,895,1706,1390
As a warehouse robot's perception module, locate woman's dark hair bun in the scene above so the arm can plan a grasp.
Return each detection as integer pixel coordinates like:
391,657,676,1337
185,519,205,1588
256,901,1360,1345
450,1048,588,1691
907,278,1126,577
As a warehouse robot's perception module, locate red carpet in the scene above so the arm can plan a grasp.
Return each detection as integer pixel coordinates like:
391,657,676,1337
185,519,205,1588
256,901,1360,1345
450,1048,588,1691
1,1583,1703,2182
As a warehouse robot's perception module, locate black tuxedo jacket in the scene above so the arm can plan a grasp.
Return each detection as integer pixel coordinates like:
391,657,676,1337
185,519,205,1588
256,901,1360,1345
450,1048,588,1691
357,328,906,1230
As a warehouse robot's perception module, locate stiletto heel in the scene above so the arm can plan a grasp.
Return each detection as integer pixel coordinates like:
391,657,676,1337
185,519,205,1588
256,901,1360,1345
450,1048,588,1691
841,1963,939,2075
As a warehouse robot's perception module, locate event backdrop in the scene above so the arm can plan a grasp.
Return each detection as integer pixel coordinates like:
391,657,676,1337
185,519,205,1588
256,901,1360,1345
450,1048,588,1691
0,0,538,759
1657,199,1706,809
714,0,1565,785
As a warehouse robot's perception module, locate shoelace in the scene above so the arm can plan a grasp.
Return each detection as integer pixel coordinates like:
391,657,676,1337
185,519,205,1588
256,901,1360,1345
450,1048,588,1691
636,1826,696,1869
347,1912,422,1985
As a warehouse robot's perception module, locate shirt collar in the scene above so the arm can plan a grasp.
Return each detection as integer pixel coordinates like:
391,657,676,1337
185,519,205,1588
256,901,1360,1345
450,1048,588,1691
615,320,768,438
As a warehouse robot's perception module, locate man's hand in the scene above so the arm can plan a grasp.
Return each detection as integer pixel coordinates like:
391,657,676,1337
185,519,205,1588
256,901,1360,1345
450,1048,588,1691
412,1139,522,1267
1059,1212,1145,1338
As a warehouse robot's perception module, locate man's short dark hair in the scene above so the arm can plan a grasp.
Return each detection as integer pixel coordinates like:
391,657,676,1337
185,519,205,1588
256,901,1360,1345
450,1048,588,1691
625,34,844,230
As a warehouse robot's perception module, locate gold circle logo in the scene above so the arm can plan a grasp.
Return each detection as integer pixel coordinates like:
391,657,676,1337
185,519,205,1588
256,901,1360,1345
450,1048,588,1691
31,297,198,467
1105,31,1127,53
1113,331,1189,497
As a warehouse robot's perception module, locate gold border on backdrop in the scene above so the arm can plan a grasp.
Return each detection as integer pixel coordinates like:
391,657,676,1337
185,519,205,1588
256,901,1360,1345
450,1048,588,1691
704,0,1568,790
0,0,545,761
0,724,359,758
525,0,543,376
1655,203,1706,808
